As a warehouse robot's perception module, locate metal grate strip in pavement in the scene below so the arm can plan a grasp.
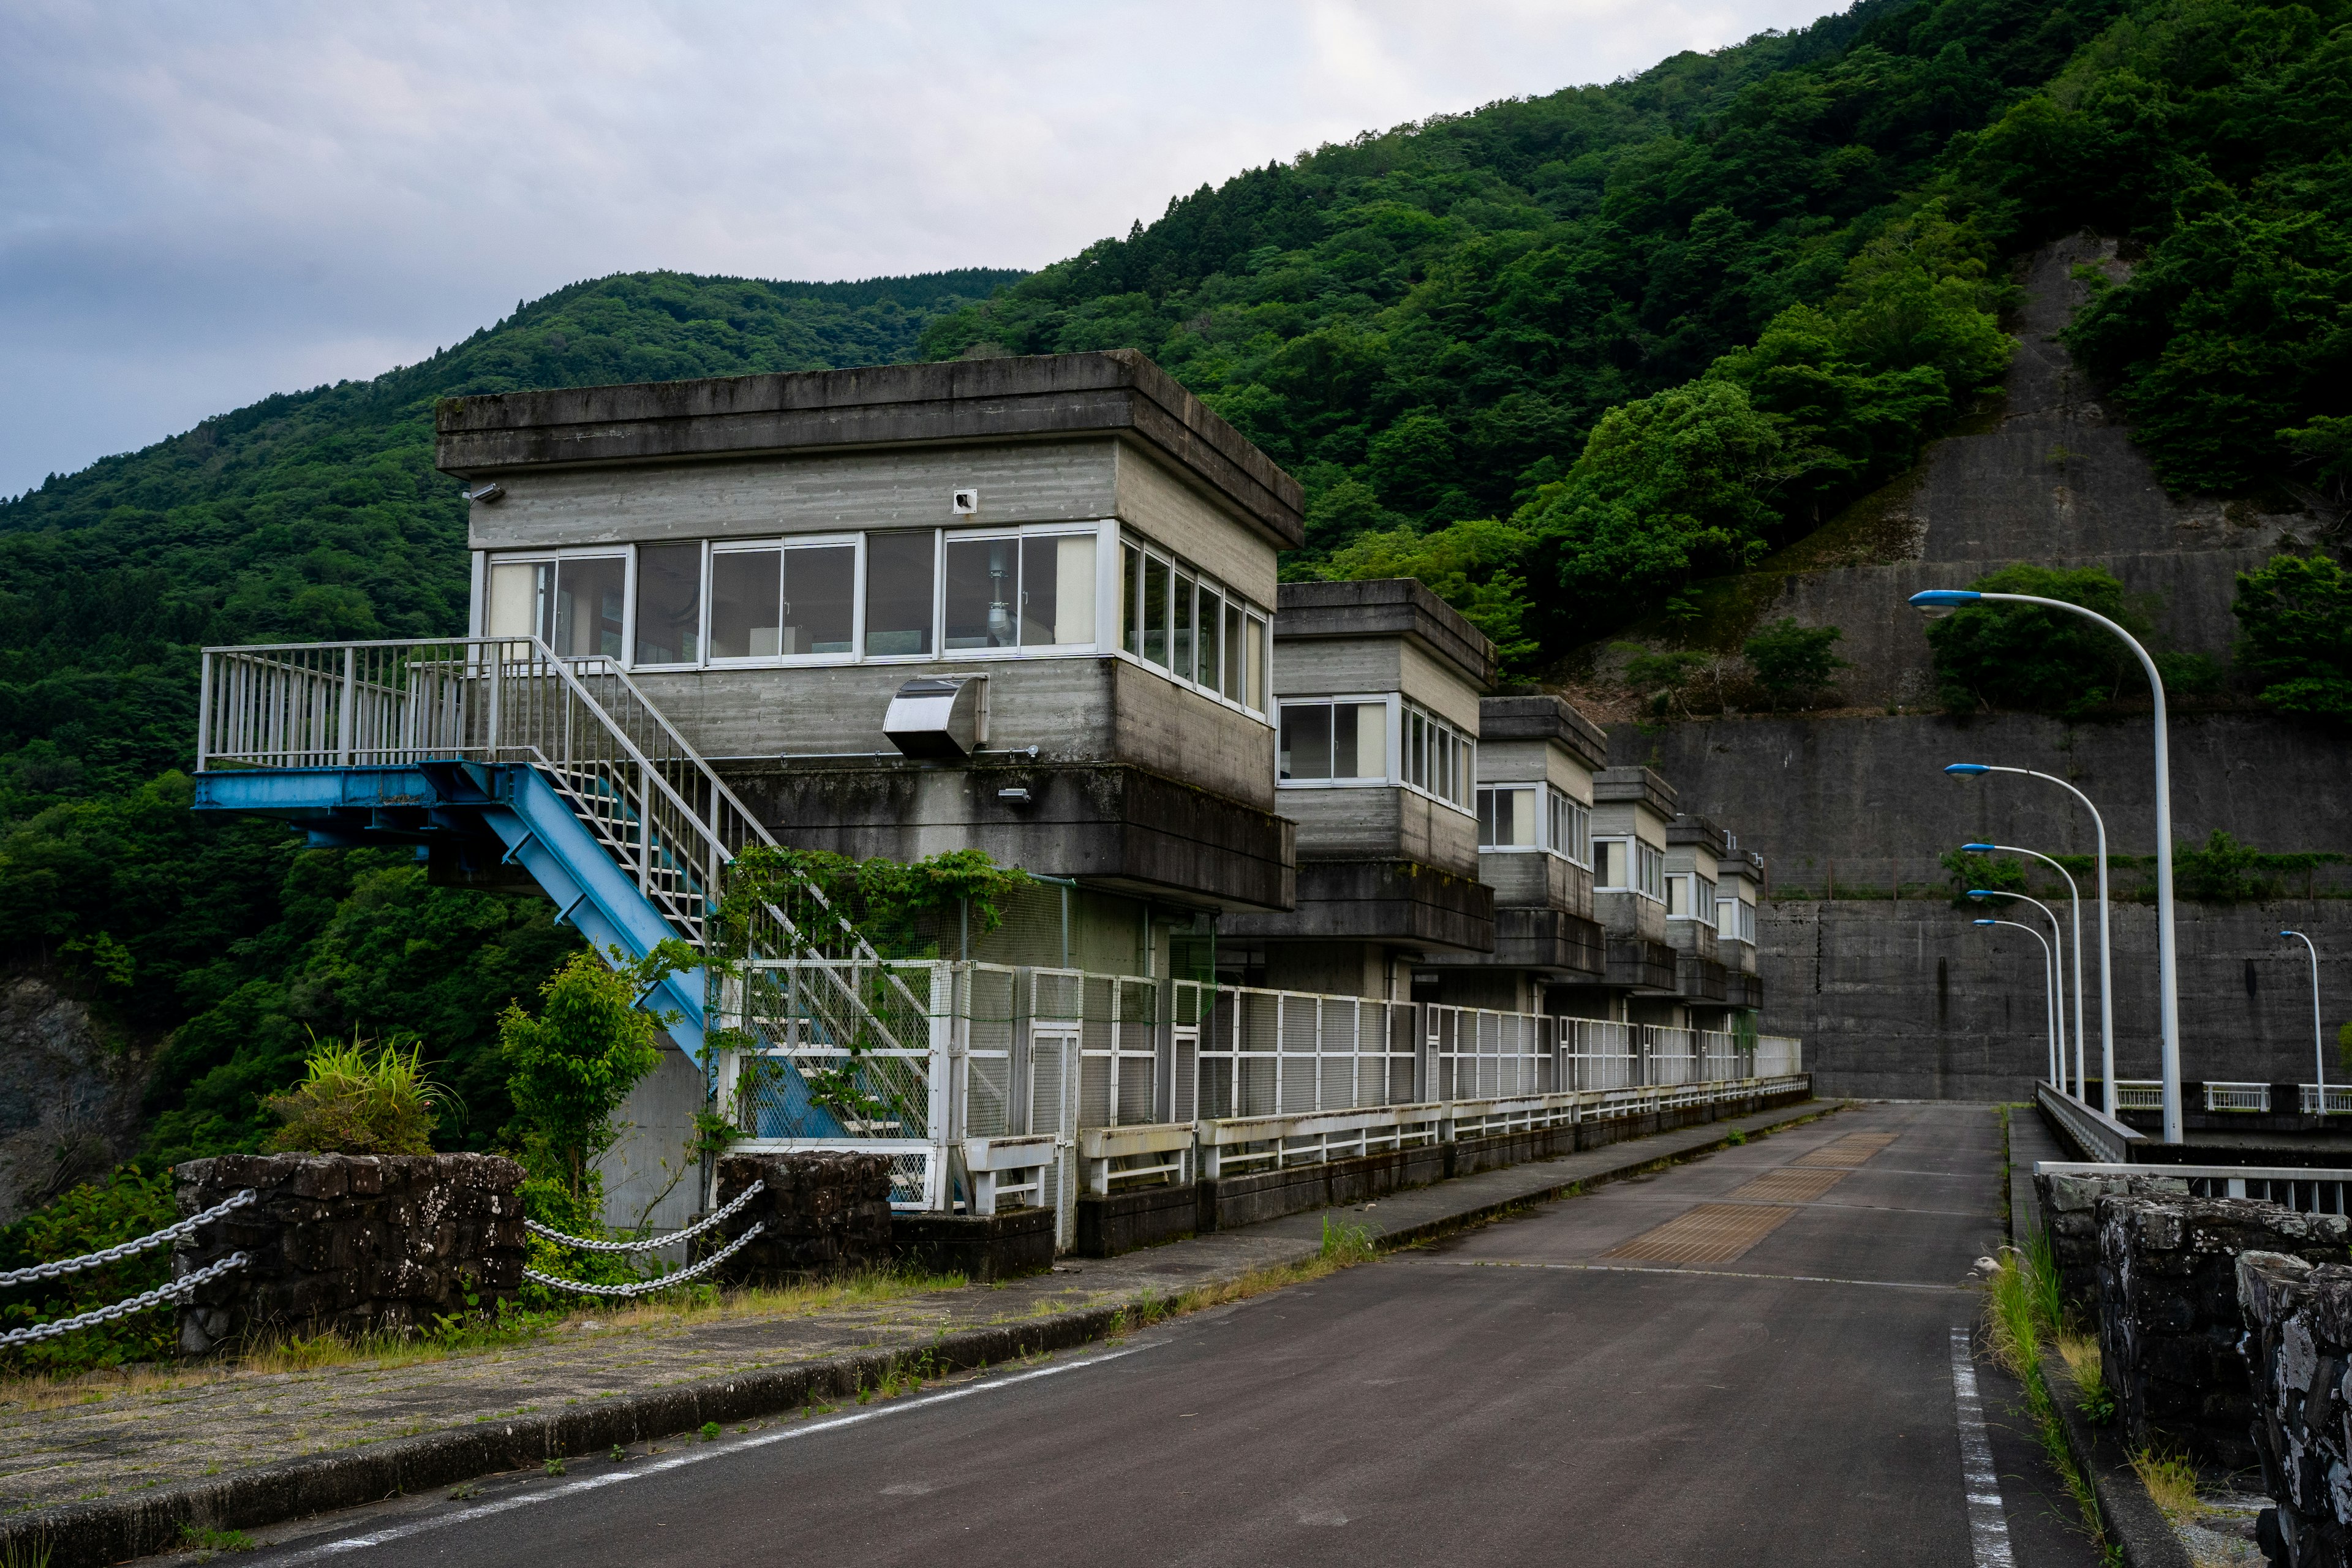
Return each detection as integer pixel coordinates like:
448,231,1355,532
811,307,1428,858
1793,1131,1901,1169
1729,1166,1850,1204
1601,1202,1799,1264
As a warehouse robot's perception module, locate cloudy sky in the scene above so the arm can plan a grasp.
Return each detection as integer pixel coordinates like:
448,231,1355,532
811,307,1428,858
1,0,1841,498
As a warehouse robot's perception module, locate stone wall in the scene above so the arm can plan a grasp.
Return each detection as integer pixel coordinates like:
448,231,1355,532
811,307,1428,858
712,1152,894,1285
173,1153,524,1356
2238,1250,2352,1567
2034,1167,2190,1317
2095,1193,2352,1469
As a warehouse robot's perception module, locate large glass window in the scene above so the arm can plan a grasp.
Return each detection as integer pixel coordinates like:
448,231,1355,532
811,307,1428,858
1222,602,1243,703
1478,785,1537,848
1276,700,1386,782
1197,585,1223,695
1547,788,1591,866
864,531,936,657
1594,839,1628,889
1719,896,1757,943
486,559,546,642
1121,544,1141,657
1022,533,1096,647
782,543,856,655
1245,614,1265,709
548,556,627,658
633,543,702,665
711,548,783,658
944,535,1022,650
1142,556,1170,669
1172,572,1196,682
1637,842,1667,901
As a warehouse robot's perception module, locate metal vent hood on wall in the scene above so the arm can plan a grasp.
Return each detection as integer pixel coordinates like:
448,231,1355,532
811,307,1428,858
884,675,989,759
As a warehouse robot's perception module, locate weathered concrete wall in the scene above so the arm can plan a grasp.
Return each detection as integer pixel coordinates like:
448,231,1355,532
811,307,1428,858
2238,1250,2352,1566
1275,785,1479,873
1760,899,2352,1100
597,1042,707,1237
2095,1193,2351,1470
173,1153,524,1355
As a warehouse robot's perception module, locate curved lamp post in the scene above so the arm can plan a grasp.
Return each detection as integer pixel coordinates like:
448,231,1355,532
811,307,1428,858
1945,763,2116,1117
1971,889,2068,1092
1967,844,2086,1106
1977,918,2060,1085
1915,588,2180,1144
2284,929,2326,1112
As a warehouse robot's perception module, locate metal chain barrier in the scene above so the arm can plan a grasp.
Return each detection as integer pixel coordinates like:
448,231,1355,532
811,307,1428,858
0,1188,257,1289
523,1179,764,1254
522,1222,764,1298
0,1251,252,1348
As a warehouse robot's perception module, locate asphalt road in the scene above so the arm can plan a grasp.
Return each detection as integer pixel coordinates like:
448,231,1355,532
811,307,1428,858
214,1103,2104,1568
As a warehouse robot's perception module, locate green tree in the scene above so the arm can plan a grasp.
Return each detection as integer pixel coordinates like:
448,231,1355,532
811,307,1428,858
1522,381,1784,639
1923,564,2157,719
0,1169,178,1374
1321,517,1538,666
1943,849,2029,910
497,949,671,1228
2233,552,2352,722
1744,619,1851,709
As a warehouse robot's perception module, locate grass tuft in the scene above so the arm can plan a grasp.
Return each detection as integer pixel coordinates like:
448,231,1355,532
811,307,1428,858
2132,1446,2202,1528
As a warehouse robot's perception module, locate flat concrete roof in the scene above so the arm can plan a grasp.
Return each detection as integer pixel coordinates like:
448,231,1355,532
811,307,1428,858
1272,578,1496,693
1593,765,1678,818
1478,694,1608,768
435,349,1305,551
1667,812,1727,856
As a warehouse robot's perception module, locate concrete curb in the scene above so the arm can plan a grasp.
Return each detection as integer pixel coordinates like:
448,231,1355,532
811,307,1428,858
4,1096,1839,1568
2043,1349,2195,1568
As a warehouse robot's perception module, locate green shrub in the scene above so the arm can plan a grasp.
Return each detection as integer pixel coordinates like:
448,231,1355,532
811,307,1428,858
1743,619,1850,709
263,1031,447,1156
1924,564,2163,718
2234,553,2352,722
0,1168,178,1375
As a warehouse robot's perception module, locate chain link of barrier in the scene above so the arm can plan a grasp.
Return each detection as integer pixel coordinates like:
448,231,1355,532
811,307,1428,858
523,1179,764,1255
0,1189,257,1289
521,1222,764,1298
0,1251,252,1348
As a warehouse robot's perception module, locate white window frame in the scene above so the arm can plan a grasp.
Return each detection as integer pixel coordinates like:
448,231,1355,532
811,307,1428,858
1115,527,1272,722
1717,895,1757,944
1667,872,1719,927
1596,836,1667,902
1277,692,1394,788
1476,783,1540,850
1547,786,1591,867
480,547,631,657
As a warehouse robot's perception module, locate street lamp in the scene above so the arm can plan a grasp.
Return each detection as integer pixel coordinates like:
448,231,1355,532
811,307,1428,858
2283,930,2328,1114
1970,889,2068,1091
1915,587,2180,1144
1977,918,2060,1086
1966,843,2086,1106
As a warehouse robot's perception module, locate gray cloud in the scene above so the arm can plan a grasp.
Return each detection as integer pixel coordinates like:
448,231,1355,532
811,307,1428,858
0,0,1836,496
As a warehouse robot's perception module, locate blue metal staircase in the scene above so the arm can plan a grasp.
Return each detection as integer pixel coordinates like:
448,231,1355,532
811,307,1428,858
190,636,923,1140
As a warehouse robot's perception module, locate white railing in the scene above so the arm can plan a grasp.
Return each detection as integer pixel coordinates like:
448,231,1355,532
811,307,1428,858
1198,987,1419,1121
2302,1085,2352,1116
2204,1081,2272,1113
2114,1080,2165,1110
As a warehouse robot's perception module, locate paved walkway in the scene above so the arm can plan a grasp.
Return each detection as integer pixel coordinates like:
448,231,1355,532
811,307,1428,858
1,1098,1831,1537
192,1101,2104,1568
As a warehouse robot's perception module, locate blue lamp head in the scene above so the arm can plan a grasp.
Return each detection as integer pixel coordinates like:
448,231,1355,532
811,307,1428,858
1944,763,1990,775
1968,889,1997,900
2283,930,2296,938
1961,843,1996,853
1910,590,1983,608
1974,919,1997,927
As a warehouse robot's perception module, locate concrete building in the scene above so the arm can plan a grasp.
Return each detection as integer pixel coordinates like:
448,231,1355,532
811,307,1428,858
442,350,1305,978
1219,579,1496,998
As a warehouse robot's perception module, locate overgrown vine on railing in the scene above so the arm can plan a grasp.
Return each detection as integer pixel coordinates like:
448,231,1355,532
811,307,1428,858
692,846,1030,1144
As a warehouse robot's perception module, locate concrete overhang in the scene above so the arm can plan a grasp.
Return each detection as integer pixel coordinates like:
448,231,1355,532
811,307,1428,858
434,349,1305,552
1667,812,1727,858
1593,764,1678,820
1219,859,1495,955
1273,578,1497,692
1477,694,1607,769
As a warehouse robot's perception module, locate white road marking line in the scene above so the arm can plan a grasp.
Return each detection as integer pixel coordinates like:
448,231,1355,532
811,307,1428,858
1415,1259,1968,1291
267,1344,1156,1562
1950,1326,2016,1568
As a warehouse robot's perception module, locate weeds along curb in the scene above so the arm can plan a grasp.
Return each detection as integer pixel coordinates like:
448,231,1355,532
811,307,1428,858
4,1096,1838,1568
2042,1346,2194,1568
1,1306,1135,1568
